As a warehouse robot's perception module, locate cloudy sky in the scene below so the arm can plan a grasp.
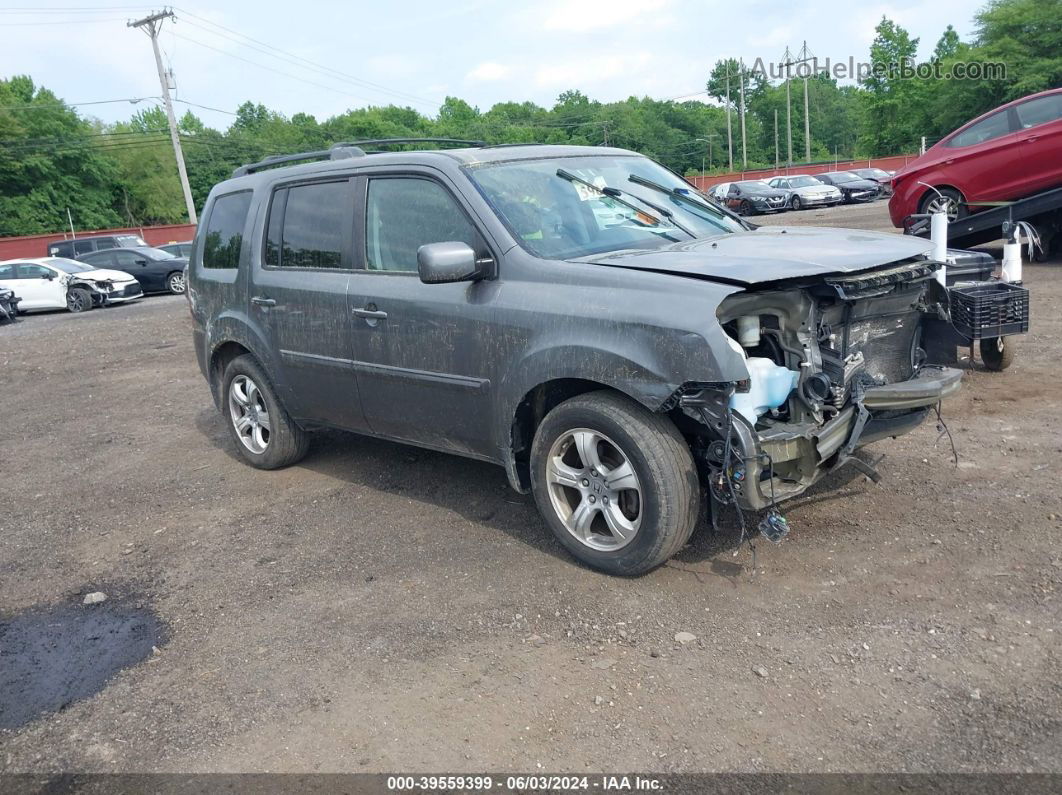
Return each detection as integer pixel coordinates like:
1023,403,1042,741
2,0,983,128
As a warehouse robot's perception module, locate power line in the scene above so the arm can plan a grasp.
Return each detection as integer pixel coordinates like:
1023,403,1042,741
172,8,442,109
172,98,237,116
168,31,383,109
0,17,130,25
0,97,159,111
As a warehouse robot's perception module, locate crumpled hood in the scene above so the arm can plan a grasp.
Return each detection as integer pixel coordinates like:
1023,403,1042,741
581,226,935,286
72,268,138,283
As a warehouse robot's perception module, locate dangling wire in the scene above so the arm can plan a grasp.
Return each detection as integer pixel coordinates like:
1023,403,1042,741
934,401,959,466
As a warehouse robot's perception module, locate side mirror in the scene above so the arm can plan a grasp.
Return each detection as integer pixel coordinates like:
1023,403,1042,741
417,241,487,284
41,272,55,280
135,259,148,266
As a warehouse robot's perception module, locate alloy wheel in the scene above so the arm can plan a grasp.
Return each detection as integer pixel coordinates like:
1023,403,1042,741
168,272,186,294
228,374,271,454
925,195,960,221
545,428,642,552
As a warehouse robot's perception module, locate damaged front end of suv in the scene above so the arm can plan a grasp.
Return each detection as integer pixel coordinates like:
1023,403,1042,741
672,257,959,517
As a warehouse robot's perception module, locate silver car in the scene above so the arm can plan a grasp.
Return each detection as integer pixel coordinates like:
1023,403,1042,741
768,175,842,210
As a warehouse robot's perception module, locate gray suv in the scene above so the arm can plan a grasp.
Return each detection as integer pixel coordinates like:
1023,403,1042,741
188,140,961,575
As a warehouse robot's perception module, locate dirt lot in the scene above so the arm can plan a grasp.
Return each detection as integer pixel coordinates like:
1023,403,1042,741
2,201,1060,774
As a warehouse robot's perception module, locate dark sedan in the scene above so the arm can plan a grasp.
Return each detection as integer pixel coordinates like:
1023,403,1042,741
77,246,188,295
723,180,791,215
850,167,894,196
815,172,881,203
159,241,193,258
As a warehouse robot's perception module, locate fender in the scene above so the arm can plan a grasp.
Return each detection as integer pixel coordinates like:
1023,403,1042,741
205,309,287,406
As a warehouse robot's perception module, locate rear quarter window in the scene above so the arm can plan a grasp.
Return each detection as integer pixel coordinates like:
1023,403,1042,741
202,191,253,269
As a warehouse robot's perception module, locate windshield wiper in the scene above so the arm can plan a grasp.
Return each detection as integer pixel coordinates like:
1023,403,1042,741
627,173,747,226
555,168,695,238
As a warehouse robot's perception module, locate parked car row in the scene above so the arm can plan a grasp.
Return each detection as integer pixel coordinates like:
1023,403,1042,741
706,170,891,215
0,238,192,320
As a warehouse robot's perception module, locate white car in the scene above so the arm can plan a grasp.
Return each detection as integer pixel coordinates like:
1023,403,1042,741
0,257,143,314
767,175,843,210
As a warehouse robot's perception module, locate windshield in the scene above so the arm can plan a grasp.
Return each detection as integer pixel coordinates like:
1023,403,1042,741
830,172,860,183
466,155,745,259
736,181,770,189
789,176,823,188
47,258,94,274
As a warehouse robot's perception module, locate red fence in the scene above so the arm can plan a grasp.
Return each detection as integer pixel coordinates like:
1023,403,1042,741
686,154,920,191
0,223,197,260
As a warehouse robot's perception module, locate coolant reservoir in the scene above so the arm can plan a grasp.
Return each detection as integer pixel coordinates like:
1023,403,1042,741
730,357,799,426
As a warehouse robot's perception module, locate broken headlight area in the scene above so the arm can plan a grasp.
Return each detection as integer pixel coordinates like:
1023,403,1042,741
677,261,960,515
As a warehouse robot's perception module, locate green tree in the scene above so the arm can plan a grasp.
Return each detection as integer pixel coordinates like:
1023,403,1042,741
0,76,121,235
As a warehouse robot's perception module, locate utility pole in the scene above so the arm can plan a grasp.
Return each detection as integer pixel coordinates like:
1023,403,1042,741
774,109,779,170
783,47,793,166
725,62,733,172
801,41,812,163
738,58,747,170
129,9,196,224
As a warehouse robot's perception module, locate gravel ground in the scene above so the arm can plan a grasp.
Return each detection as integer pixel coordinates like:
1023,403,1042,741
1,201,1060,773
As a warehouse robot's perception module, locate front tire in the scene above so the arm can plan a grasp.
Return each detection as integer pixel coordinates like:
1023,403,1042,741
530,391,699,576
790,195,802,211
919,187,966,221
66,288,93,313
739,200,753,216
222,354,309,469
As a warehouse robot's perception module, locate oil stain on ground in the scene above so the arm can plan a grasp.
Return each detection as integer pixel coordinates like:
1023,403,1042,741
0,598,164,730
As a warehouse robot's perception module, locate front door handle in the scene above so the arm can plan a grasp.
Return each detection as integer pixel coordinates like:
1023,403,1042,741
251,296,276,307
353,305,388,320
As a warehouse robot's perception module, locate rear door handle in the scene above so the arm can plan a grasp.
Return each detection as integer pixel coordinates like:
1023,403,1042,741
251,296,276,307
353,306,388,319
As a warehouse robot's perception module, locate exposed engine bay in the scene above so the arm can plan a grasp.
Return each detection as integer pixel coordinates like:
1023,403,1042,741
678,259,961,515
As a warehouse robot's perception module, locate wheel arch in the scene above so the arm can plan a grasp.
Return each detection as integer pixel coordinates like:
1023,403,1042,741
917,183,965,213
508,378,636,492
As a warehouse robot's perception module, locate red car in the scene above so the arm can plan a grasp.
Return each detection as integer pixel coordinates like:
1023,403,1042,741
889,88,1062,227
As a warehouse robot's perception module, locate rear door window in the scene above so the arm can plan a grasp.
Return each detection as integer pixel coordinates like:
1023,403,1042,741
203,191,252,269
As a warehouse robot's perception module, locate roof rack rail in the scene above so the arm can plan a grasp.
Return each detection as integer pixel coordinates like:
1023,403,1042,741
328,137,485,150
232,144,366,178
477,141,546,149
231,138,485,178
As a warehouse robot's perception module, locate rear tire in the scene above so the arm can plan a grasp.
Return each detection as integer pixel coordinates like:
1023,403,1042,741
222,354,309,469
980,336,1014,372
529,391,699,576
66,288,93,313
